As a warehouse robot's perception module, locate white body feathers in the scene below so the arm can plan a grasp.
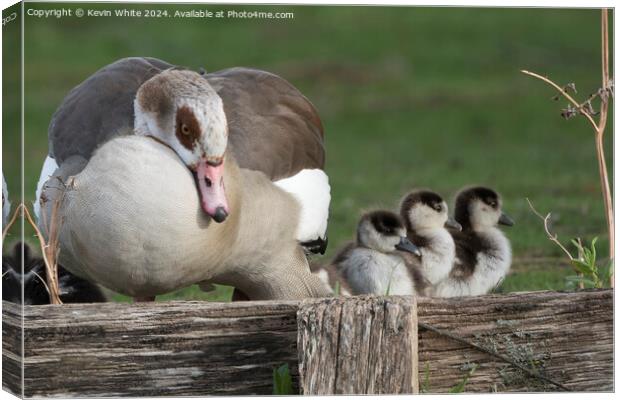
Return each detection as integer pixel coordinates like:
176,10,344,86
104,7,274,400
274,168,331,243
337,248,415,296
36,160,330,245
413,228,455,295
2,174,10,228
431,228,512,297
34,155,59,223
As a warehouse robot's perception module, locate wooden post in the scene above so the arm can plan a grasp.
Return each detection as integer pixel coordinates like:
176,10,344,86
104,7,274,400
297,295,418,394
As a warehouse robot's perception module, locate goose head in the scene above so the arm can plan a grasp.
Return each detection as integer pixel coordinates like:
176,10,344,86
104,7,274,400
134,69,230,222
454,186,514,231
356,210,421,256
400,189,461,232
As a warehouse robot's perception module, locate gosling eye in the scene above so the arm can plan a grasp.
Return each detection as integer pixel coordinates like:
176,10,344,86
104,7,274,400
433,204,442,212
181,124,190,135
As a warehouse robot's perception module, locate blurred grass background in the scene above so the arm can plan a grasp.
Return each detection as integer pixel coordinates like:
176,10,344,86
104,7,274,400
2,4,613,301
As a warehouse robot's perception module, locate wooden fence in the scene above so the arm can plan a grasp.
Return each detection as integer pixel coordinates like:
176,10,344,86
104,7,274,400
2,289,613,397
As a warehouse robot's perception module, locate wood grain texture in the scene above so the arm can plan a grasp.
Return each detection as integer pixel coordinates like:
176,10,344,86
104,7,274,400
1,290,613,396
2,302,23,397
297,295,418,394
2,300,300,397
417,290,613,393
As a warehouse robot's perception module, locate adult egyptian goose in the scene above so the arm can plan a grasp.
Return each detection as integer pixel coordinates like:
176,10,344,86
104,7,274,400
36,57,331,300
399,189,461,296
431,186,514,297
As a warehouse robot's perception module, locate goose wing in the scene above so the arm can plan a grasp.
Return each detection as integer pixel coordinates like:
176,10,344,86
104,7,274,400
206,67,325,181
48,57,172,165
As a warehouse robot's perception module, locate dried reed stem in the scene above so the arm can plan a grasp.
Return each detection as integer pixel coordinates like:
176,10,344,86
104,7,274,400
23,204,63,304
2,202,23,242
596,9,613,286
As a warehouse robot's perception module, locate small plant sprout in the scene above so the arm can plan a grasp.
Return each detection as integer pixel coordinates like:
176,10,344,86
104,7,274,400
272,363,295,395
521,9,613,287
526,199,612,290
449,363,478,393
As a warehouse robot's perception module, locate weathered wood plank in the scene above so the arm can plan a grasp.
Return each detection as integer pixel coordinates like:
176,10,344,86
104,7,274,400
3,300,301,397
297,296,418,394
417,290,613,393
1,290,613,396
2,303,23,397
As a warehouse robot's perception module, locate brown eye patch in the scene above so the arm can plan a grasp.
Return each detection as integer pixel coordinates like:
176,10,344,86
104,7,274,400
176,106,201,150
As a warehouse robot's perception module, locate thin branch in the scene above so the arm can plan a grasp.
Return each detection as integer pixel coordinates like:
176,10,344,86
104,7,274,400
526,198,574,261
520,70,599,131
418,322,571,391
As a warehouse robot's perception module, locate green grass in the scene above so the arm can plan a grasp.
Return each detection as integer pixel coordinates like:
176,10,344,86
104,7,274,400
3,5,613,300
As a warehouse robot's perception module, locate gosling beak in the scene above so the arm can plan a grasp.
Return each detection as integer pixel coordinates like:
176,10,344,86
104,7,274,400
498,212,514,227
395,236,422,257
445,217,462,231
195,158,229,223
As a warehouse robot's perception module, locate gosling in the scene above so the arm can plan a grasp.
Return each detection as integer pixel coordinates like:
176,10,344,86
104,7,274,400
331,210,421,296
2,242,107,305
399,190,461,296
431,186,514,297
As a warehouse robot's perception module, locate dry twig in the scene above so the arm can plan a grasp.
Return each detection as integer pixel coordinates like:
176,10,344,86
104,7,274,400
526,198,574,261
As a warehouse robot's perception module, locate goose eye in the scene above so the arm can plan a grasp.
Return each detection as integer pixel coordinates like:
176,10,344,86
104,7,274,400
181,124,190,135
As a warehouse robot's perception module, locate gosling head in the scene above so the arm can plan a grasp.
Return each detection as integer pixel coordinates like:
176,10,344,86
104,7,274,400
356,210,421,256
454,186,514,231
399,189,461,232
134,68,229,223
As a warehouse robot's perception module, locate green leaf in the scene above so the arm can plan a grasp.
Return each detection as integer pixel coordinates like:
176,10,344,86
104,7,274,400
449,364,478,393
571,259,593,275
273,363,294,395
590,237,598,261
420,362,431,393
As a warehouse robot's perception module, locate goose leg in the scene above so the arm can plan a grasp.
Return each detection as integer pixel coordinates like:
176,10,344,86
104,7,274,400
133,296,156,302
231,288,250,301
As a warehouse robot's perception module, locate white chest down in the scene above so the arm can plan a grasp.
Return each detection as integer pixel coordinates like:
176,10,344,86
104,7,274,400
339,249,415,296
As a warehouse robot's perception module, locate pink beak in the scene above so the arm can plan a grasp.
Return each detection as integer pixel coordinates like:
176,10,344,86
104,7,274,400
196,159,229,223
